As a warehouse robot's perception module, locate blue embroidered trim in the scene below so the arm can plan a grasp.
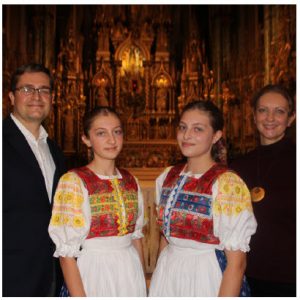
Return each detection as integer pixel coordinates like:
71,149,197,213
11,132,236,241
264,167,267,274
174,192,212,216
163,174,187,237
160,188,172,206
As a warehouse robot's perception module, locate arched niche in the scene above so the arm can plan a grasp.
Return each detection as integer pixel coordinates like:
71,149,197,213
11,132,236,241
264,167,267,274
151,66,174,113
114,36,150,117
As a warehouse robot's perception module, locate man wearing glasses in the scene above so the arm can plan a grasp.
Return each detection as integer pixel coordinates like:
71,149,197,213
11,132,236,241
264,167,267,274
3,63,65,296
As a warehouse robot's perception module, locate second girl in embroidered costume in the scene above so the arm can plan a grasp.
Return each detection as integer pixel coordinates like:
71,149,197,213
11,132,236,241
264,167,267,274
149,100,257,297
48,106,146,297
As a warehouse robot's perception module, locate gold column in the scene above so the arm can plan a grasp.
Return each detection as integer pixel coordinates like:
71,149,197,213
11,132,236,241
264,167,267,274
144,61,150,112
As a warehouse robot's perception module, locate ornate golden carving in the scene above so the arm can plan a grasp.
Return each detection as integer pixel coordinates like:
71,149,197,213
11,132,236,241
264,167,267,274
2,5,295,163
54,26,86,159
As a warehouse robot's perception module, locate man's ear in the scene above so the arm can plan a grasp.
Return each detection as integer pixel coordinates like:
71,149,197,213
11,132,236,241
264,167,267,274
8,91,15,106
81,135,91,148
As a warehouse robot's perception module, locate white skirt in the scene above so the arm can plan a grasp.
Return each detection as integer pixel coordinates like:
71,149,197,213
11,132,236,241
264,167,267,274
149,239,223,297
77,235,147,297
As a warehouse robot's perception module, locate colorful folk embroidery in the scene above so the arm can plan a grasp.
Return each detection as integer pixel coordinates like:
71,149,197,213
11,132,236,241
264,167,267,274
50,172,85,227
213,172,253,216
50,167,139,238
157,164,228,244
162,174,188,237
73,167,138,238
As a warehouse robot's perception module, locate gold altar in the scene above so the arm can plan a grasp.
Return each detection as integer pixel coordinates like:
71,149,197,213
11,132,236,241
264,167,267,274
2,4,296,274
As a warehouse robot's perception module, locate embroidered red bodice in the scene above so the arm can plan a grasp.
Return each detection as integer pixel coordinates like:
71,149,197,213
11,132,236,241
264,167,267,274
157,163,228,244
72,166,139,239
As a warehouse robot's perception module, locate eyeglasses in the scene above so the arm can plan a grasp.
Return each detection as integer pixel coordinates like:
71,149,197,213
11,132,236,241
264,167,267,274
14,86,52,97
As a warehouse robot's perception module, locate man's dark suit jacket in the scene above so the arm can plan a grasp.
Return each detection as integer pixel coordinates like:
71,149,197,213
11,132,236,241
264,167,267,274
3,116,66,296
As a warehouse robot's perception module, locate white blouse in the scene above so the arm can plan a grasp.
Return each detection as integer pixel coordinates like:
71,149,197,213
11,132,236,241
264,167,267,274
156,166,257,252
49,168,145,258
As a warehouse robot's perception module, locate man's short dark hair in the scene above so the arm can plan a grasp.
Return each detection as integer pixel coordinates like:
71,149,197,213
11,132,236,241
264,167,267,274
10,63,54,92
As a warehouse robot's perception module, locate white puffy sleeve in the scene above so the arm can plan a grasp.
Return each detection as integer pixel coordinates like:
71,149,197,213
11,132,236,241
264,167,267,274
212,171,257,252
48,172,91,257
132,176,145,239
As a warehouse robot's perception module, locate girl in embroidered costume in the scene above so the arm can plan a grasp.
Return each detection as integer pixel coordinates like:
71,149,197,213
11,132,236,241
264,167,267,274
149,100,257,297
48,106,146,296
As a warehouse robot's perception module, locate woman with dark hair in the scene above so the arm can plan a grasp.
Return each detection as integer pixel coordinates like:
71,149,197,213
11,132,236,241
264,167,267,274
230,84,296,296
149,100,257,296
48,106,146,296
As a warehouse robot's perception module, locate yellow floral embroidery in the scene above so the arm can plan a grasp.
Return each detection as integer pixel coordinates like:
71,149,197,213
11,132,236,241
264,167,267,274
51,213,62,226
50,172,85,228
111,178,128,235
213,172,253,216
235,186,241,194
223,184,230,193
73,216,85,227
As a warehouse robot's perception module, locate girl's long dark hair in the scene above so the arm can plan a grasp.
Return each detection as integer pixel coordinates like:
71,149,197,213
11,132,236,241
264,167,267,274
180,99,226,163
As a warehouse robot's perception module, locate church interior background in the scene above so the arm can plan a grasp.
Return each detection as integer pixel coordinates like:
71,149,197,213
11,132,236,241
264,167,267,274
2,4,296,277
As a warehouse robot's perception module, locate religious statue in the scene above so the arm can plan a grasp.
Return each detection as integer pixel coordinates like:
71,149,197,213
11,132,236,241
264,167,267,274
95,84,109,107
156,87,168,113
190,40,199,73
187,82,198,99
66,32,77,72
57,30,77,74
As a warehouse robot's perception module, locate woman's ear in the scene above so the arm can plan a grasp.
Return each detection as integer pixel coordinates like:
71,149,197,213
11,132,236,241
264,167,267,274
213,130,223,144
287,112,296,127
81,135,91,147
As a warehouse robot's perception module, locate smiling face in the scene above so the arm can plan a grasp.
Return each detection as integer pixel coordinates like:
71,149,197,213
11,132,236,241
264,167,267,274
82,113,123,162
254,92,295,145
9,72,52,126
177,109,222,162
